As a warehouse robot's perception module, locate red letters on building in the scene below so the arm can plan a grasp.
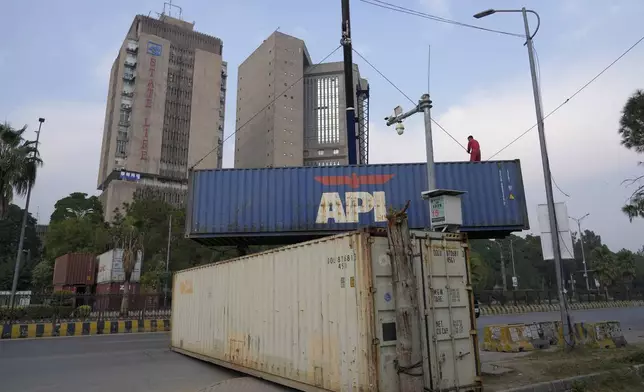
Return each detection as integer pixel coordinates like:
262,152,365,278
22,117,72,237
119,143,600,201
141,57,156,160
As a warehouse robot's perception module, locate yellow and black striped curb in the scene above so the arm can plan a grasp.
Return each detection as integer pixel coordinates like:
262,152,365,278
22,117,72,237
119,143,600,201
480,300,644,316
1,319,170,340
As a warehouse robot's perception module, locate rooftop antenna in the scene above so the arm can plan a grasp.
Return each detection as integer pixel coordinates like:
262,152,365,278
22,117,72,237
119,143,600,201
427,44,431,94
163,1,183,19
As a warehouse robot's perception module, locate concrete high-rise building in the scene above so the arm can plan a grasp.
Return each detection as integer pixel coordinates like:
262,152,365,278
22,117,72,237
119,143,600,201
97,14,227,222
234,31,369,169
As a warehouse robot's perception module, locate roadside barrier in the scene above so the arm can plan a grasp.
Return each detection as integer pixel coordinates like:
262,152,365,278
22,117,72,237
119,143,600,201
562,321,627,349
0,319,170,340
480,300,644,316
483,320,626,352
483,324,539,352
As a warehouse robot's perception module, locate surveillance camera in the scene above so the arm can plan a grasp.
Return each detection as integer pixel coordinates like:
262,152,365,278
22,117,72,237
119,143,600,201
384,116,390,121
395,122,404,135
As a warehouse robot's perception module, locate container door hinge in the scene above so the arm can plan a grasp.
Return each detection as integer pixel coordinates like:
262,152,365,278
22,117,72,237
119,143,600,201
370,287,377,293
372,338,380,346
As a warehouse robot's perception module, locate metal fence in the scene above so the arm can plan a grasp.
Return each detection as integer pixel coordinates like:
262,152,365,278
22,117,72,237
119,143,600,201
0,292,172,323
478,289,644,306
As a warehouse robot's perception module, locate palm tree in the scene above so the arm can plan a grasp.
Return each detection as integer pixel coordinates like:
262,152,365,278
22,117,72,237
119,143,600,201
0,123,42,219
110,212,144,315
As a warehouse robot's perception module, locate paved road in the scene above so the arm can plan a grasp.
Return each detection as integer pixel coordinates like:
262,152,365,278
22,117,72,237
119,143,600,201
0,333,288,392
477,306,644,331
2,308,642,391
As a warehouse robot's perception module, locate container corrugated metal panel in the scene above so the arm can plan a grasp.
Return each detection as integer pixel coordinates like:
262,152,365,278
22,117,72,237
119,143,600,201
172,233,376,391
171,230,480,391
53,253,97,286
187,161,528,244
97,249,142,283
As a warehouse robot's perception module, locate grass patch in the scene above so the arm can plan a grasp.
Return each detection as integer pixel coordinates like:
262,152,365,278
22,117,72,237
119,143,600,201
483,345,644,392
570,369,644,391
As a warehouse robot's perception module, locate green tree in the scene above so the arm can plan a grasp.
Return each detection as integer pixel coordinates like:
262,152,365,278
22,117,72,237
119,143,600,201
618,90,644,220
615,249,636,289
591,245,618,297
44,216,110,260
469,251,489,293
0,204,41,290
50,192,103,224
109,212,143,314
0,123,42,219
31,259,53,293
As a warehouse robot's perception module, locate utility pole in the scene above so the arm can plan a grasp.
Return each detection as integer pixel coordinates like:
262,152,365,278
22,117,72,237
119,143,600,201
495,241,507,293
510,239,517,289
340,0,358,165
164,214,172,308
386,202,423,392
570,214,590,291
9,118,44,308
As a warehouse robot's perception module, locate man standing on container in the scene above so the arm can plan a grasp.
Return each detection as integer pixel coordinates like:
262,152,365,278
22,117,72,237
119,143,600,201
467,135,481,162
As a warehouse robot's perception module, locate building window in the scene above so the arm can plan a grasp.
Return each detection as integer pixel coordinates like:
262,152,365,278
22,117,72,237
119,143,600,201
316,76,340,144
333,149,340,155
116,140,127,156
317,150,324,156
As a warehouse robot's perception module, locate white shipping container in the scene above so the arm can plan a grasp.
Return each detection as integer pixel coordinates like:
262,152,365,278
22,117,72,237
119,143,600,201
171,230,481,392
97,248,142,284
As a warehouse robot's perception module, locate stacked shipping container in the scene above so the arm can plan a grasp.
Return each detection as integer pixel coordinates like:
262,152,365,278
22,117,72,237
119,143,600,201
95,249,143,311
186,160,529,245
53,253,97,293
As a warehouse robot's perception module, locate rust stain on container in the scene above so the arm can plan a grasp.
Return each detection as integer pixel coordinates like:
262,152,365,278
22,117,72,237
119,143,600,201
53,253,97,286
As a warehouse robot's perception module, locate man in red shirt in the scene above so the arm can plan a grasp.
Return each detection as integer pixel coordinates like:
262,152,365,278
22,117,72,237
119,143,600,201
467,135,481,162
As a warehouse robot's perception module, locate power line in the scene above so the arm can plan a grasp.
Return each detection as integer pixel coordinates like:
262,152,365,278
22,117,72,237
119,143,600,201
552,175,571,198
189,45,343,170
359,0,523,38
352,48,467,151
487,33,644,160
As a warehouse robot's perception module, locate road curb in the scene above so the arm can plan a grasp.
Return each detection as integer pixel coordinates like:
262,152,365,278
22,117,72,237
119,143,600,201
480,300,644,316
0,319,170,339
496,364,644,392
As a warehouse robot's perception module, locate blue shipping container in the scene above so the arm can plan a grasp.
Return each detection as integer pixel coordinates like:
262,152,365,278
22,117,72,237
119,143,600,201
187,161,529,245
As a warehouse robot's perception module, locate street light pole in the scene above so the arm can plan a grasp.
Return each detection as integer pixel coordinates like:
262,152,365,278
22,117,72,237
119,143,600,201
9,118,44,308
571,213,590,291
474,7,574,349
164,214,172,308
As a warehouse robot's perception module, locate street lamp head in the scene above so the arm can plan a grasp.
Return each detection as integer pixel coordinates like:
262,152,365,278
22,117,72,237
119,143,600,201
473,9,496,19
38,118,45,123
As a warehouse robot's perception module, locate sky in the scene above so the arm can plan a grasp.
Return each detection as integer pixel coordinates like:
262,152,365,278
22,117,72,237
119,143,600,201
1,0,643,252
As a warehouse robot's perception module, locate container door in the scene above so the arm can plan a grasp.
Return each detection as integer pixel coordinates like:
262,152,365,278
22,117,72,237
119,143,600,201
416,233,479,391
369,237,400,392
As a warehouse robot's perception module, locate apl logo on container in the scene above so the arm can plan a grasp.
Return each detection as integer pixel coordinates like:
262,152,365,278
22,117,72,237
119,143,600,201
314,173,394,224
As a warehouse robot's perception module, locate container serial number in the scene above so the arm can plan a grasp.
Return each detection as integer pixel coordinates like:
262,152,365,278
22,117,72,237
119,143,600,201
327,254,356,269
